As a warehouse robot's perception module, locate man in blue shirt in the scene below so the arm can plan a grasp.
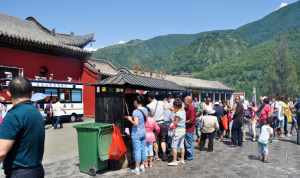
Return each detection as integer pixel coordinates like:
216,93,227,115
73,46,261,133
0,77,45,178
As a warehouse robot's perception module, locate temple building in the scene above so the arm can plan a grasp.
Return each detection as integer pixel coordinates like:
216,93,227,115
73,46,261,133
0,13,95,117
0,13,94,81
0,13,233,118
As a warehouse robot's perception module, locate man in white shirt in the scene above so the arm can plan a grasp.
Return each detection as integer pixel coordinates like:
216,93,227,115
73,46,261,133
52,98,66,129
274,97,285,137
147,94,165,124
146,92,168,161
202,97,213,112
199,109,219,152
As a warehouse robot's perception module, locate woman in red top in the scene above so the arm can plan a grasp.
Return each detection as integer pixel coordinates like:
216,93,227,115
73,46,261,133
259,98,272,126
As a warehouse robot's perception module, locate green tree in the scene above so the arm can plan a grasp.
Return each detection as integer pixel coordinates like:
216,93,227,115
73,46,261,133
264,35,299,96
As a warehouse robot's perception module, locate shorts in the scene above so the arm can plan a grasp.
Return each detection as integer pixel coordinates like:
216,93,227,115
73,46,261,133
277,119,284,129
145,142,154,157
158,124,168,142
171,130,185,149
258,142,268,155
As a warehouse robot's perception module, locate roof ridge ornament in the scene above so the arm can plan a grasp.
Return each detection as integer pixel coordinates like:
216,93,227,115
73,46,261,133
118,68,131,74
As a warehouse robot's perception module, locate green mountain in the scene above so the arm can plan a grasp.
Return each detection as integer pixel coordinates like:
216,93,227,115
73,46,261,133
194,28,300,96
93,1,300,97
93,33,203,69
236,1,300,45
167,30,248,73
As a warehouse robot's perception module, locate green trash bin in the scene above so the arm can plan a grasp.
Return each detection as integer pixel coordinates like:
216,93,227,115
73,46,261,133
74,122,113,176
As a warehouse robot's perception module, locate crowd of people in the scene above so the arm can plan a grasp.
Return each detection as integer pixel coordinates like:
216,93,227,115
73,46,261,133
0,77,300,178
125,92,300,175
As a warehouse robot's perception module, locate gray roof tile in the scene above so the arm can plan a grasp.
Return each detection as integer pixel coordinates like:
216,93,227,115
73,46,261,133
98,69,185,91
0,13,94,57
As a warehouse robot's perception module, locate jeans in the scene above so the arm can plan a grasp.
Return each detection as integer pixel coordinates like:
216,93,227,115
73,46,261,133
258,142,268,156
200,132,215,152
52,116,63,129
131,136,146,163
290,117,297,134
145,142,154,157
185,132,194,160
5,166,44,178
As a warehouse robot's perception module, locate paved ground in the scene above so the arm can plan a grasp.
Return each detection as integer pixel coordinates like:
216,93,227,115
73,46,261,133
1,121,300,178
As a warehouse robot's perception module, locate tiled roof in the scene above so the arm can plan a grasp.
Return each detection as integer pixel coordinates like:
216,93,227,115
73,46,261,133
85,59,118,76
164,75,233,91
98,69,185,91
85,58,232,91
0,13,94,58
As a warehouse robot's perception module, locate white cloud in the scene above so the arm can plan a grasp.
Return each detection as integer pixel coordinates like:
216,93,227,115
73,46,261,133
118,40,126,44
84,46,98,52
276,2,288,10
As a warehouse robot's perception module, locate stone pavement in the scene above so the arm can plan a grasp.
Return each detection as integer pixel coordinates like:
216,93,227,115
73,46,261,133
0,121,299,178
44,136,300,178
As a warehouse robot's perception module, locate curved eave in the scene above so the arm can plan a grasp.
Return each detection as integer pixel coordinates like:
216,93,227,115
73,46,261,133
55,33,95,48
0,32,91,58
25,16,95,48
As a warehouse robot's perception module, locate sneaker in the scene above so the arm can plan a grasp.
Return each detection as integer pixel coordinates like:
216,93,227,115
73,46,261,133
168,161,179,166
134,168,141,175
154,155,160,161
179,160,185,165
130,168,140,175
140,165,145,173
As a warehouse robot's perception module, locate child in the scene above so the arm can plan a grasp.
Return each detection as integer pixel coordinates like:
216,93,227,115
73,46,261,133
144,107,160,168
257,118,273,163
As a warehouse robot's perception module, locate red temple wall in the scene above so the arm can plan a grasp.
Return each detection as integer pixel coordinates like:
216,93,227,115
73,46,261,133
0,47,82,81
0,47,100,118
81,67,98,118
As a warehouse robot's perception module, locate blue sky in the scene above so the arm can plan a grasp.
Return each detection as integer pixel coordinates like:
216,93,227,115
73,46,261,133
0,0,298,48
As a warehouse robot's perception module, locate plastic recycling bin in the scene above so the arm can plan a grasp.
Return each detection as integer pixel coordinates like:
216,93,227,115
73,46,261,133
73,122,113,176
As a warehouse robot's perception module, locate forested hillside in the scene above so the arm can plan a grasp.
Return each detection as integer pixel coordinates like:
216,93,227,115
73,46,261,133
93,1,300,97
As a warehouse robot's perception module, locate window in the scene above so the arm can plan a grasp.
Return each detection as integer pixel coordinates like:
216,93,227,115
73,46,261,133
0,66,21,80
59,89,71,102
45,88,58,97
33,87,44,94
71,89,82,102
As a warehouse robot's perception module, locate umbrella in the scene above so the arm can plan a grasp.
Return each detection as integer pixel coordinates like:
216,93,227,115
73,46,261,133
31,93,48,102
